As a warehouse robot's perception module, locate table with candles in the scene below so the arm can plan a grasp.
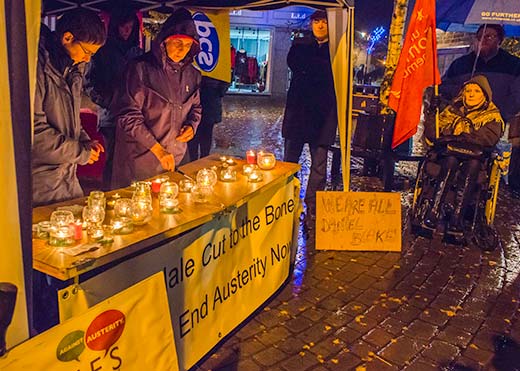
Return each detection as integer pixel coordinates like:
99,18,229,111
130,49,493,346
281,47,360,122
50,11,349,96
32,153,300,281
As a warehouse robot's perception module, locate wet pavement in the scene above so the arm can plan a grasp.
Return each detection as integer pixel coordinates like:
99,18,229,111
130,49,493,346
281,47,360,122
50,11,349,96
195,96,520,371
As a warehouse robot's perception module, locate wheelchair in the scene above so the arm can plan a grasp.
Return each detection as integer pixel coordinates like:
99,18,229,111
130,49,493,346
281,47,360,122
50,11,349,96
410,140,507,250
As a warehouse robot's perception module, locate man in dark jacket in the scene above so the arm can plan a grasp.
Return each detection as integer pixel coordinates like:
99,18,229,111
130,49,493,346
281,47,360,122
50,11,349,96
188,76,229,160
282,10,338,220
439,24,520,191
33,9,106,206
85,7,143,190
112,8,202,188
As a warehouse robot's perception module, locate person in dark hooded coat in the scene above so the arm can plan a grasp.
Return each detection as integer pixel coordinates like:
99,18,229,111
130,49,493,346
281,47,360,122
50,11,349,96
282,10,338,221
33,9,106,206
85,7,143,189
112,8,202,188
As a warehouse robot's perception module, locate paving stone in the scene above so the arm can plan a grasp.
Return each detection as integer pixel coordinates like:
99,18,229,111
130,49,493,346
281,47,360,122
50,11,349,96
346,314,379,335
379,336,427,366
362,327,394,348
350,274,378,290
472,328,501,352
252,346,288,367
450,314,485,333
301,307,327,322
274,337,308,355
285,316,315,334
255,326,292,346
422,339,460,363
402,356,439,371
235,359,262,371
316,296,346,311
349,339,376,359
334,326,363,343
280,350,320,371
403,320,438,341
326,349,362,370
237,338,267,357
419,307,450,327
362,357,399,371
463,345,494,365
308,337,346,359
380,317,407,336
235,320,265,340
437,325,473,347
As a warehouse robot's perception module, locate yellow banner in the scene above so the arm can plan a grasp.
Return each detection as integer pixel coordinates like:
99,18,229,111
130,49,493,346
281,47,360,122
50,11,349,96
62,177,299,370
0,273,178,370
316,191,402,251
0,0,37,348
192,10,231,83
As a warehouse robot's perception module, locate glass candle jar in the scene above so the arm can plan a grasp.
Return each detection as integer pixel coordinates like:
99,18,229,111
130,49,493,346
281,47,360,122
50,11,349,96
87,224,104,242
49,210,75,247
88,190,106,209
133,181,152,200
114,198,133,218
257,151,276,170
111,217,134,235
196,168,217,188
219,168,237,182
191,185,212,203
179,178,194,192
82,205,106,226
242,164,258,176
247,169,264,183
37,221,51,240
160,181,180,213
246,150,256,164
151,175,169,194
131,197,153,225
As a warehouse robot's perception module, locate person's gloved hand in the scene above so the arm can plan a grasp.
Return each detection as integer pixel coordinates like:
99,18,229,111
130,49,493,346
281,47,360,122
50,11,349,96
427,95,442,114
150,143,175,171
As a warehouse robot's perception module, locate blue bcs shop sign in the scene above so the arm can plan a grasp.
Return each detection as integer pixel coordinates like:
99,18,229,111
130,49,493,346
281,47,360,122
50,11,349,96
193,12,220,72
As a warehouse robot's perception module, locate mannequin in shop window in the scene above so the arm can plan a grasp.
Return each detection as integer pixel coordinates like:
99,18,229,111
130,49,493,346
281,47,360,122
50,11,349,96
234,48,248,84
282,9,338,228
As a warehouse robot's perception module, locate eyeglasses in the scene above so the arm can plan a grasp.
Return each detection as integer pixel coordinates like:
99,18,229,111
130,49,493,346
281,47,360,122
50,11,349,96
76,41,96,57
476,33,498,41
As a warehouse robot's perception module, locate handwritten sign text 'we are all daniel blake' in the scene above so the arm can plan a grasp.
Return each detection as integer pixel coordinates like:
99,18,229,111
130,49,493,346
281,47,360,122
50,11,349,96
316,191,401,251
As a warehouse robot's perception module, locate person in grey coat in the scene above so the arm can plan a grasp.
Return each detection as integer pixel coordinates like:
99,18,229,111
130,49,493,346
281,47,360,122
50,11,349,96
112,8,202,188
282,10,338,222
32,9,106,206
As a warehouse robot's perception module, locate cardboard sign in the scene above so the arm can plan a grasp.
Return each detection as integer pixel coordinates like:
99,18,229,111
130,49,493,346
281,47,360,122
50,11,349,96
316,191,401,251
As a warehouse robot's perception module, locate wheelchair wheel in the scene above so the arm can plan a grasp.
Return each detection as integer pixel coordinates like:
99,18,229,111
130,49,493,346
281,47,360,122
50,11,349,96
471,224,499,251
484,161,501,225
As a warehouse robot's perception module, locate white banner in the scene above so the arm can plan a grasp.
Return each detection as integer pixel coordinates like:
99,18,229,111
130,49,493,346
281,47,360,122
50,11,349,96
0,273,178,370
60,177,299,370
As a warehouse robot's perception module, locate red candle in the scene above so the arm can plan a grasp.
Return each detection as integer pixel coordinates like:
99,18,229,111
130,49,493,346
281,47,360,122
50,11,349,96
71,220,83,240
246,150,256,164
151,179,162,193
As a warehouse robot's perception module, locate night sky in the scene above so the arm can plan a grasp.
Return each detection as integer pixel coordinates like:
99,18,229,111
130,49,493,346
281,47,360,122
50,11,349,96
354,0,395,33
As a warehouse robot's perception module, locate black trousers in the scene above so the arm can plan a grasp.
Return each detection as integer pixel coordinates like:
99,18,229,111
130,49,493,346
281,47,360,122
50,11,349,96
284,139,328,215
188,121,215,161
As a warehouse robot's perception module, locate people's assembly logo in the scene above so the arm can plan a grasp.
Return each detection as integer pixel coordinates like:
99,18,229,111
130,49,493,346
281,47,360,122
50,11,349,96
193,12,220,72
56,309,126,363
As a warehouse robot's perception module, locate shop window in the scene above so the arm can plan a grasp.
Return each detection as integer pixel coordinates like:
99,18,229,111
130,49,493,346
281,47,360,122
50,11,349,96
230,27,271,94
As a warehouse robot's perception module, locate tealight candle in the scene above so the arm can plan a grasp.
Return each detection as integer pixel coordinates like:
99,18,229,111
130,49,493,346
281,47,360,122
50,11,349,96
179,178,194,192
196,168,218,188
111,217,134,235
160,181,180,214
49,210,75,246
247,169,264,183
246,150,256,164
37,221,51,240
257,151,276,170
114,198,133,218
151,175,169,193
219,168,237,182
88,225,104,242
242,164,257,176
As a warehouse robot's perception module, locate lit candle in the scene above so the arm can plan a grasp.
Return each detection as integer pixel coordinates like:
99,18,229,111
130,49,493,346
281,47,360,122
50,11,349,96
179,179,194,192
246,150,256,164
71,219,83,240
247,169,264,183
88,225,104,242
257,152,276,170
242,164,257,175
220,168,237,182
111,217,134,235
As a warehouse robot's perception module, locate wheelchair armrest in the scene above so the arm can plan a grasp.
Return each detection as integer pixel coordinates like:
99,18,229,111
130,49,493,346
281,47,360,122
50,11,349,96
432,138,485,159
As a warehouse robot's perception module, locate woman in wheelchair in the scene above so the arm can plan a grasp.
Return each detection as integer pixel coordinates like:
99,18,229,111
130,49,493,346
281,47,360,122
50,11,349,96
416,75,504,240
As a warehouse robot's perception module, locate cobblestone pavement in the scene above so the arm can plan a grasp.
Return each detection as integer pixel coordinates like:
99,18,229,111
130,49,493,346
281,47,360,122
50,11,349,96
195,96,520,371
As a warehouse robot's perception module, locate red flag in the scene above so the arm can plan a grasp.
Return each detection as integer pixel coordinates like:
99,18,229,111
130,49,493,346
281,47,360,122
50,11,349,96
388,0,441,148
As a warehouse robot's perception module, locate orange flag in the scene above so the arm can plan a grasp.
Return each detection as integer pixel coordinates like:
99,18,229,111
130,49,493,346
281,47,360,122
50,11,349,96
388,0,441,148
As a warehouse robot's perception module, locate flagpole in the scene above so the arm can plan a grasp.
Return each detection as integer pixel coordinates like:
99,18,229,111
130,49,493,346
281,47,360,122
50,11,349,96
434,84,439,139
